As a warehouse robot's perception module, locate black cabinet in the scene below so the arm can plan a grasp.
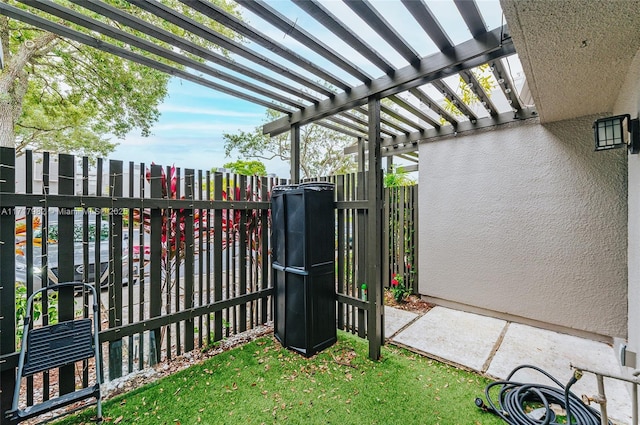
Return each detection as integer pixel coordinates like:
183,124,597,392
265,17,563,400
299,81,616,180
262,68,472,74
271,183,336,357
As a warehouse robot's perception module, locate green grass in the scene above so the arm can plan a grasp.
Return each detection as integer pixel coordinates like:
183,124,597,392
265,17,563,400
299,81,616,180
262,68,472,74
56,332,504,425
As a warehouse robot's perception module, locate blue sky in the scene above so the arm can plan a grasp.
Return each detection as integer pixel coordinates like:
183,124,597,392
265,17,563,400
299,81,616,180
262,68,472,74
110,78,281,176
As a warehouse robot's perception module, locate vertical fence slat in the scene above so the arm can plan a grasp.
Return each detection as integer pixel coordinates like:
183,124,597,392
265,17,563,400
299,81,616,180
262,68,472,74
127,161,135,374
205,171,212,346
109,159,124,380
260,176,269,325
82,157,91,387
57,154,76,395
213,172,223,343
336,175,346,330
174,167,182,357
94,158,104,384
196,170,204,348
383,186,391,295
412,185,419,292
0,147,16,420
137,162,145,371
239,175,247,333
184,169,195,352
149,164,163,365
356,172,366,337
24,150,34,407
226,173,234,336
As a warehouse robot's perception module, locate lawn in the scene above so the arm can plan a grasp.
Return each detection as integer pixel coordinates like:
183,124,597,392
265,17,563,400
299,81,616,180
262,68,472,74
56,331,503,425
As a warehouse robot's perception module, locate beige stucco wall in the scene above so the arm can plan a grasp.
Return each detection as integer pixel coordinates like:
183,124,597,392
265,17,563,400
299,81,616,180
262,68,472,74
418,117,627,339
615,47,640,362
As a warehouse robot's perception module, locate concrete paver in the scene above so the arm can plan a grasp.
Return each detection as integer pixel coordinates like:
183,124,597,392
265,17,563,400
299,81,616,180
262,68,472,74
392,306,507,371
384,307,419,337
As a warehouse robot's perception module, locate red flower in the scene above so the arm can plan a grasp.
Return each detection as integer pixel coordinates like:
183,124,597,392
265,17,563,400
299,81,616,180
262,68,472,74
391,274,399,287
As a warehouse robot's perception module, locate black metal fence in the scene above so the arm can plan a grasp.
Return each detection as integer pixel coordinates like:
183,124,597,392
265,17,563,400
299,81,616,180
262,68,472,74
0,148,415,422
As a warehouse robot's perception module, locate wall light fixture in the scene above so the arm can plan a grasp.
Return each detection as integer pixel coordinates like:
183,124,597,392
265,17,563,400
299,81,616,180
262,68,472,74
593,114,640,154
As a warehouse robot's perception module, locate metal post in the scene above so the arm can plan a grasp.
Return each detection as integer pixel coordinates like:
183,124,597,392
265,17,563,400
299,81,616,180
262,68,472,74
367,96,383,360
291,123,300,184
596,374,608,425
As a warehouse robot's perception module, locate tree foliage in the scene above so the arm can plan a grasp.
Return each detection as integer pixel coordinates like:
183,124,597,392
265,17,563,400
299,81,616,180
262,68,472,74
384,165,415,188
220,159,267,177
0,0,242,159
442,64,495,122
223,109,357,179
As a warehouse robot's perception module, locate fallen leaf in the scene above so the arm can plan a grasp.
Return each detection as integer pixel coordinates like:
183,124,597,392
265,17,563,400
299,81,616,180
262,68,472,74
114,416,124,424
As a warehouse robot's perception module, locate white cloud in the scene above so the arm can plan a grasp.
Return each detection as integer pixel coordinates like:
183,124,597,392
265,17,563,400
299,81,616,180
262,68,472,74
150,122,256,132
157,104,264,118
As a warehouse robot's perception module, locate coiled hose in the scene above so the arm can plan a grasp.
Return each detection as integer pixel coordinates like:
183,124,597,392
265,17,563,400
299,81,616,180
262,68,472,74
475,364,611,424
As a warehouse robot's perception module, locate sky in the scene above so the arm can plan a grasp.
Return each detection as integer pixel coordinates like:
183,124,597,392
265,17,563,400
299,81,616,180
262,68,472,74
109,78,280,176
108,0,508,179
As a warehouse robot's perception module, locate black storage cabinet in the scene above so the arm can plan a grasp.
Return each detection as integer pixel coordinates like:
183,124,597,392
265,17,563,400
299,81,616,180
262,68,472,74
271,182,336,357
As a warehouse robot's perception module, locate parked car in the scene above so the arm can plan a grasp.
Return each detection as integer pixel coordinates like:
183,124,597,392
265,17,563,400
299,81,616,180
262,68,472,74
15,218,137,290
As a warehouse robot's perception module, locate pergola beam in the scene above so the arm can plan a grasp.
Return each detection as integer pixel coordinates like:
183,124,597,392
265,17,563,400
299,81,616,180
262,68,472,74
264,26,514,136
344,107,538,157
381,107,537,150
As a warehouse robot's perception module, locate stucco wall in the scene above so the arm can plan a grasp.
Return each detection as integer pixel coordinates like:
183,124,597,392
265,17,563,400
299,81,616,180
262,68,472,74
418,117,627,339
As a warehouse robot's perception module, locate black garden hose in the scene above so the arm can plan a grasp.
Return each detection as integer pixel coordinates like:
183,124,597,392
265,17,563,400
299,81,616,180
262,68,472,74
475,364,611,425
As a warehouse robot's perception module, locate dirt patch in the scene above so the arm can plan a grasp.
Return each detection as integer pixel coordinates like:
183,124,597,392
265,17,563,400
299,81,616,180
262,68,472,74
384,289,434,314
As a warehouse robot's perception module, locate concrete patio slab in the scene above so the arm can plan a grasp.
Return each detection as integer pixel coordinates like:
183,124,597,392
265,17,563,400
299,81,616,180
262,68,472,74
387,306,633,424
384,307,419,338
487,322,632,424
392,306,507,371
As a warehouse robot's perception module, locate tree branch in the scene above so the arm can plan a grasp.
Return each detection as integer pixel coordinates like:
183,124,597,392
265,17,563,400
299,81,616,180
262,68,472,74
16,122,73,133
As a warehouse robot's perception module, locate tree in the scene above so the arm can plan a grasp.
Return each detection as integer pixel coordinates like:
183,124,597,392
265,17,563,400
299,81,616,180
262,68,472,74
220,159,267,177
384,165,415,188
223,109,357,179
0,1,242,159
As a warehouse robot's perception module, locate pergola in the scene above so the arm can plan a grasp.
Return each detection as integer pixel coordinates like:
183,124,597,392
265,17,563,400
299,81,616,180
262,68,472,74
0,0,536,359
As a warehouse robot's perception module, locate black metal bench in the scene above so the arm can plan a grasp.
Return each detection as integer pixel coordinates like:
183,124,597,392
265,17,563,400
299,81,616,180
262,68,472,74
5,282,103,424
